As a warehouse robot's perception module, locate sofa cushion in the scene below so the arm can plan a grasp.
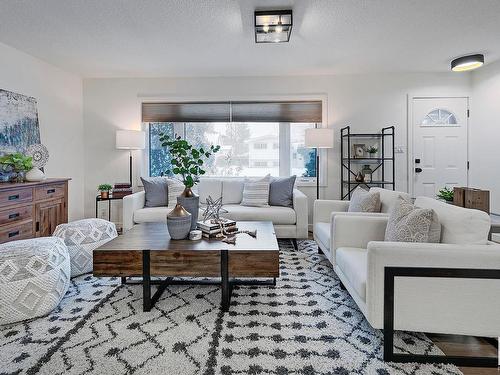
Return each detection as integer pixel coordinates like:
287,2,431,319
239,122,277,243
241,175,271,207
369,187,411,213
385,197,434,242
221,204,296,225
222,179,244,204
348,187,381,213
269,176,296,208
134,207,169,223
166,178,185,207
198,178,222,203
335,247,367,301
415,196,490,245
314,222,331,251
141,177,168,207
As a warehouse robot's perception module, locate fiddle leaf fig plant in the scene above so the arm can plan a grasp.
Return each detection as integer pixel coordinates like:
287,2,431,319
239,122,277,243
159,134,220,188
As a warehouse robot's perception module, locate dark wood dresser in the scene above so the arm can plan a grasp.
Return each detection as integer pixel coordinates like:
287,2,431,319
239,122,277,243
0,178,70,244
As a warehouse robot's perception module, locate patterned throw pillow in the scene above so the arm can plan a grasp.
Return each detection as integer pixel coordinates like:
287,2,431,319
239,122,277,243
348,187,381,212
241,174,271,207
384,197,435,242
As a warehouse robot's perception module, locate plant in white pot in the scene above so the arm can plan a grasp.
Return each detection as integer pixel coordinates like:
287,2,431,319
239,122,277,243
159,134,220,230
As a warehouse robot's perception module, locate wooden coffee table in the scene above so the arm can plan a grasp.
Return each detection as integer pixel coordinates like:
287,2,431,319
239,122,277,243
93,221,279,312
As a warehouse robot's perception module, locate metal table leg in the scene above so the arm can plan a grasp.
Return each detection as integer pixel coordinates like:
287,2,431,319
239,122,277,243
143,250,151,312
221,250,231,312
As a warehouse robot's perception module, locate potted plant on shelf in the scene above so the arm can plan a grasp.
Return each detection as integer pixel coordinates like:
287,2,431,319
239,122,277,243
366,145,378,158
98,183,113,199
0,152,33,182
159,134,220,230
437,187,454,203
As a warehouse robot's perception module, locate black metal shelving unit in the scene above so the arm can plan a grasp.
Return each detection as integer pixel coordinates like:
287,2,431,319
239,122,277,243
340,125,395,200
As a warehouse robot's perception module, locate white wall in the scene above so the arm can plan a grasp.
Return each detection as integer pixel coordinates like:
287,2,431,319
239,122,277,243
83,73,470,219
0,42,84,220
471,60,500,214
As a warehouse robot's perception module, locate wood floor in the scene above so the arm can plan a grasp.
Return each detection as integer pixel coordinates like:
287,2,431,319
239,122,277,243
428,334,499,374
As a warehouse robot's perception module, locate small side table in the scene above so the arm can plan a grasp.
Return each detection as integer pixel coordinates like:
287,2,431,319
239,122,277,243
95,195,125,223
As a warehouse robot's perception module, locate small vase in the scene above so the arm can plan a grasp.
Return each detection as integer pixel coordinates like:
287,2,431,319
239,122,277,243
25,167,46,182
13,171,25,183
177,187,199,231
167,203,192,240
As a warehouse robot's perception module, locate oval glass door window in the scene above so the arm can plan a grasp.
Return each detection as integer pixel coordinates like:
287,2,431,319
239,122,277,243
421,109,457,126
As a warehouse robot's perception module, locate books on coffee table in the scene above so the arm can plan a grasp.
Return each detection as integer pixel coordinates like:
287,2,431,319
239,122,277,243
202,226,239,239
197,219,237,239
197,219,236,232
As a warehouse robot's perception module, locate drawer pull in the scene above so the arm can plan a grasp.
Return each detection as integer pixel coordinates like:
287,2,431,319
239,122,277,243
8,230,19,238
8,213,20,219
47,189,56,194
8,194,19,201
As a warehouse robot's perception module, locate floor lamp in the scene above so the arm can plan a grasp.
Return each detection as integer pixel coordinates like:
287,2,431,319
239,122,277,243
305,128,334,200
116,130,146,188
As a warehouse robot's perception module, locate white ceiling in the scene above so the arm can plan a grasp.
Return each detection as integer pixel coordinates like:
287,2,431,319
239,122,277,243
0,0,499,78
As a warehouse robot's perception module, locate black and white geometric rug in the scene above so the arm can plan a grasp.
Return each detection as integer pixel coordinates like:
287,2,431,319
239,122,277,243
0,240,462,375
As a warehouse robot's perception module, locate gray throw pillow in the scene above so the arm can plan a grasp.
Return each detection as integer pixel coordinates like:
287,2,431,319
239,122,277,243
385,197,435,242
348,187,381,212
141,177,168,207
269,176,296,207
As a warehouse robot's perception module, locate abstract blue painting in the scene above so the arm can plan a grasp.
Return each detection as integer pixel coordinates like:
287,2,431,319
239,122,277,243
0,89,41,154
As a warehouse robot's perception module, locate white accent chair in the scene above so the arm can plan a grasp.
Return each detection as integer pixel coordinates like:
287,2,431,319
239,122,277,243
331,196,500,339
313,187,410,264
123,178,308,241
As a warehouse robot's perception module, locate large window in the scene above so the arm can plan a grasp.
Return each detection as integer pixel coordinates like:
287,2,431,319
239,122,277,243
148,122,317,179
143,100,323,182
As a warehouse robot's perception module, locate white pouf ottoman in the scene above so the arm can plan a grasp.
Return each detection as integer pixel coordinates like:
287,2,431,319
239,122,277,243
53,218,118,277
0,237,70,325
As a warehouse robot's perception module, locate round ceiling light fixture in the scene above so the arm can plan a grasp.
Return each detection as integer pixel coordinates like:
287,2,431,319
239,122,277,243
451,54,484,72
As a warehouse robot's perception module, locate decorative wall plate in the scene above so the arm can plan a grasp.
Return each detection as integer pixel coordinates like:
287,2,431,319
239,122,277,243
26,144,49,168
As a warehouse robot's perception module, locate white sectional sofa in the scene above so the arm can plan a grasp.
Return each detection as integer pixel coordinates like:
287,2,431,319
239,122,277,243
123,178,308,240
313,187,410,264
320,195,500,338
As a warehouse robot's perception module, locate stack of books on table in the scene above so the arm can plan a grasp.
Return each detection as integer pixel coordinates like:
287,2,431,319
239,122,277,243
112,182,132,198
197,219,237,239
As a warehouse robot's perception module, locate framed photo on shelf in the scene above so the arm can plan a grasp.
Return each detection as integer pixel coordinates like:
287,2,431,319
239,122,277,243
352,144,366,158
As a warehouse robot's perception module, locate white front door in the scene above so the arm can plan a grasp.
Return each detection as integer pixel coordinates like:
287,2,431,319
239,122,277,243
411,97,469,198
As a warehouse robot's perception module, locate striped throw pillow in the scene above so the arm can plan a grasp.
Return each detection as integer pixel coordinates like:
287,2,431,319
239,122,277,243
166,178,186,208
241,175,271,207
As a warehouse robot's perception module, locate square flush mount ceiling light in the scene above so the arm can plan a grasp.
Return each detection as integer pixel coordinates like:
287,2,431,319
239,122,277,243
255,10,292,43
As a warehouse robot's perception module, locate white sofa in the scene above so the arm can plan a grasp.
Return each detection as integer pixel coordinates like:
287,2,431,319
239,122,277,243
331,196,500,338
313,187,410,264
123,178,308,240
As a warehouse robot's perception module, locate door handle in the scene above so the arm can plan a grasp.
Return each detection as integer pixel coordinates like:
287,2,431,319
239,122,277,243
415,158,421,164
415,167,423,173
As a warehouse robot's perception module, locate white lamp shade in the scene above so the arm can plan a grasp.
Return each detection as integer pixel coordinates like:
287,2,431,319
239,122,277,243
116,130,146,150
305,128,334,148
